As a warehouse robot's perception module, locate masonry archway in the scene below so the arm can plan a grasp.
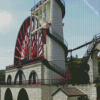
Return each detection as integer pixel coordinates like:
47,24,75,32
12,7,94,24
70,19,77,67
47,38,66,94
29,70,38,84
5,88,13,100
7,75,12,85
17,88,29,100
96,52,100,77
14,70,26,85
91,49,100,82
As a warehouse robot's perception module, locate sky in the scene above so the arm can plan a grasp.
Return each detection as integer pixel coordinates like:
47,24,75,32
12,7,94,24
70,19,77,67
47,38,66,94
0,0,100,69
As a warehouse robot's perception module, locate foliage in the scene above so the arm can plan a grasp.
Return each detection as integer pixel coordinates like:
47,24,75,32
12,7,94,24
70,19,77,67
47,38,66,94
0,70,5,83
67,56,100,84
67,58,90,84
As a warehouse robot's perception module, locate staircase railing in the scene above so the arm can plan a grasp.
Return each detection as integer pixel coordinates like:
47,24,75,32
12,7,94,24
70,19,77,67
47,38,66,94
42,59,66,78
52,32,68,48
46,29,68,57
83,33,100,59
49,61,66,77
83,42,94,58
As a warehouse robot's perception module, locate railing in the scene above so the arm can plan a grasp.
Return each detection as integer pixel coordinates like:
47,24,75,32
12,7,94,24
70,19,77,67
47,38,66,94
83,42,94,58
6,56,44,70
49,61,66,77
0,79,68,86
83,33,100,58
93,33,100,39
53,32,68,48
15,56,43,67
31,0,47,11
6,65,14,70
31,0,65,11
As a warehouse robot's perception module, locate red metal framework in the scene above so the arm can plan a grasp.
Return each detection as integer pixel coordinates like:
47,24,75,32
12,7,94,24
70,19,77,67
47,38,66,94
14,16,46,67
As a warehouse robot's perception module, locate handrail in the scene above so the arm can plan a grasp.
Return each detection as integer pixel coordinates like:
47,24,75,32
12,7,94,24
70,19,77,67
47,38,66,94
46,29,68,57
0,79,67,85
83,33,100,58
93,33,100,39
6,65,14,70
6,56,44,70
31,0,65,11
31,0,65,18
52,32,68,48
83,42,94,57
49,61,66,77
42,59,66,78
68,41,92,52
31,0,47,11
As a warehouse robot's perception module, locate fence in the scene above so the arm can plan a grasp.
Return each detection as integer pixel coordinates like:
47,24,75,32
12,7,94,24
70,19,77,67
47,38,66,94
0,79,68,86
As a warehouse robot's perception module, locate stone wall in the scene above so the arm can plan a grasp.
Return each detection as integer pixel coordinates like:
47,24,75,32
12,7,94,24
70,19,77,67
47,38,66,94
41,65,64,84
88,42,100,83
1,86,41,100
88,57,94,83
6,62,64,85
5,62,42,82
76,84,97,100
1,84,97,100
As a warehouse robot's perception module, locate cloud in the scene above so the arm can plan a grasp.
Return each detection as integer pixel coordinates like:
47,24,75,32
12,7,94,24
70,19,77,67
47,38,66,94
0,11,12,26
0,46,14,69
0,11,12,32
0,11,19,34
0,46,14,54
0,57,13,69
83,0,99,15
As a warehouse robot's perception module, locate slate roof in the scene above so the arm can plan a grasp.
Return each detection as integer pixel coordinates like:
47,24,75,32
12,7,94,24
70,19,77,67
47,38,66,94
52,87,87,97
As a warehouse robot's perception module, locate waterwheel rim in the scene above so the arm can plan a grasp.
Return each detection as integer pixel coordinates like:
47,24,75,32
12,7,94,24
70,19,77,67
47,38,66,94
14,16,46,67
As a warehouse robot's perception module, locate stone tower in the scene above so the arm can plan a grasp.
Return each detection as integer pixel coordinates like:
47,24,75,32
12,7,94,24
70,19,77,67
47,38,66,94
31,0,67,79
31,0,67,69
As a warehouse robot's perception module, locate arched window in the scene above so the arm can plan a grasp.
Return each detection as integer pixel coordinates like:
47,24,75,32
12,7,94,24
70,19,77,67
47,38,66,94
7,75,12,85
5,88,13,100
17,88,29,100
29,70,38,84
14,70,26,85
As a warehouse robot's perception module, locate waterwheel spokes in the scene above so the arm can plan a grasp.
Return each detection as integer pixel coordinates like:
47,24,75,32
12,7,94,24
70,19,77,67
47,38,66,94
14,16,46,66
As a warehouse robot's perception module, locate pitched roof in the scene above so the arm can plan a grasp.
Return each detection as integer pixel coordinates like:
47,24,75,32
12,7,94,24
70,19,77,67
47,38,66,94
52,87,87,97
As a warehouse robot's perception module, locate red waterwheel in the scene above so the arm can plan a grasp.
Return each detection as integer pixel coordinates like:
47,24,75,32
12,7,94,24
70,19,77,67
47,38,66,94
14,16,46,66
